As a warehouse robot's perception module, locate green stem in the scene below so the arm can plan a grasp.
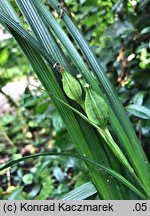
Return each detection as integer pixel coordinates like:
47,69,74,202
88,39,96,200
100,127,134,174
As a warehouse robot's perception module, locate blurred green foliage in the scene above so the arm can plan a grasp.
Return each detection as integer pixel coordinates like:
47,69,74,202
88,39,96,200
0,37,29,87
0,0,150,199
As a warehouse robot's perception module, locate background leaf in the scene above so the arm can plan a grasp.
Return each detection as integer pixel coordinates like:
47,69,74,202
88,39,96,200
126,104,150,119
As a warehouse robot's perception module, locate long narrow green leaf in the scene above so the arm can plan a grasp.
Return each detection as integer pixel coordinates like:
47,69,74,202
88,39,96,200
0,17,123,198
16,0,71,73
31,0,133,157
30,0,137,197
47,0,150,195
17,0,130,172
0,1,146,199
32,0,101,93
0,152,146,199
31,0,135,196
0,2,128,199
0,0,22,25
61,182,97,200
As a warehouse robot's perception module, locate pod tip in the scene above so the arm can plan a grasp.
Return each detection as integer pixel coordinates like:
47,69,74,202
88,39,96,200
53,62,64,73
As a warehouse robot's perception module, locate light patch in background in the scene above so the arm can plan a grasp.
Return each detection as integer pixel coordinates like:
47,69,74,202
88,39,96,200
127,53,135,61
129,0,137,7
0,25,12,41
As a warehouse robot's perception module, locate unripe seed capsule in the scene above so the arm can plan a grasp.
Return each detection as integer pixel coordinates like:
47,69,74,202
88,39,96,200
85,84,109,128
62,70,83,104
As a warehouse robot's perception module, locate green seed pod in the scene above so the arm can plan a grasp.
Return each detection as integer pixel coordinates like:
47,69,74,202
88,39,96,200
62,70,83,104
85,84,109,128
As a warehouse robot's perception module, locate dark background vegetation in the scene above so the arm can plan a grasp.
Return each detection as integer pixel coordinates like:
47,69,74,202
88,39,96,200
0,0,150,199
